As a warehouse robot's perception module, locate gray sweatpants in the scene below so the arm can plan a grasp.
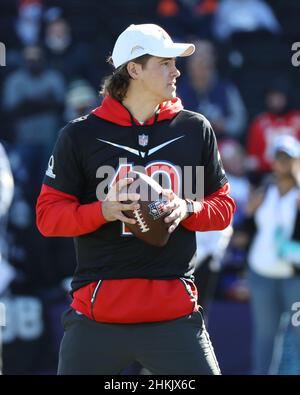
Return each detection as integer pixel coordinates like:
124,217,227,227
58,308,221,375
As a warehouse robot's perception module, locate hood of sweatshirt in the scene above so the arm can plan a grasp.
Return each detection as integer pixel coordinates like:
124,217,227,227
91,95,183,126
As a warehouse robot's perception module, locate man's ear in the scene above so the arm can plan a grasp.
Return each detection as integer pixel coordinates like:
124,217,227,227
127,61,142,80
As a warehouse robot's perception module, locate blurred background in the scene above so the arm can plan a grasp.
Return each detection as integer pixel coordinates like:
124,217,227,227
0,0,300,375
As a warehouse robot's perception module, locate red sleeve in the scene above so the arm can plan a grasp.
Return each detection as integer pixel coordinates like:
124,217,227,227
181,182,236,232
36,184,107,237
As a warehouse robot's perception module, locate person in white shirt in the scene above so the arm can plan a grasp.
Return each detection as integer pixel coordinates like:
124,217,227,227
246,134,300,374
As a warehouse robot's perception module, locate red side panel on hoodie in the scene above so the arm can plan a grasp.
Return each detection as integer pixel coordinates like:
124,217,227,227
71,278,198,323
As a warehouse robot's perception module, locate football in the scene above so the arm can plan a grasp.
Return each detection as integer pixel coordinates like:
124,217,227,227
121,171,171,247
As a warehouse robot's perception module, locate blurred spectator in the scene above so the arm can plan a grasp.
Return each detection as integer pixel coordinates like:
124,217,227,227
178,40,247,139
0,144,14,221
194,141,250,306
0,143,14,295
157,0,218,39
44,18,99,87
219,139,250,226
0,143,74,374
64,80,98,122
2,45,65,170
16,0,43,46
194,226,233,308
246,135,300,374
246,79,300,184
213,0,280,42
215,139,251,302
0,142,14,374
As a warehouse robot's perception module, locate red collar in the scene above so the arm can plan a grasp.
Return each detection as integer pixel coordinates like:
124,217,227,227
91,96,183,126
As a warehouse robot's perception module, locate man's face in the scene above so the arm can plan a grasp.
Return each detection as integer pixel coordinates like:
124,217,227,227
272,151,294,178
266,91,287,114
45,20,71,53
23,46,44,75
138,56,180,102
187,56,214,87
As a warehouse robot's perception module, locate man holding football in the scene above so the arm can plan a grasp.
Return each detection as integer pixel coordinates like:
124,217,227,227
36,24,235,375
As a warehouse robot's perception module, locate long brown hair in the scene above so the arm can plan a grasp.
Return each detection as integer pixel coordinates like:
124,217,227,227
100,54,152,102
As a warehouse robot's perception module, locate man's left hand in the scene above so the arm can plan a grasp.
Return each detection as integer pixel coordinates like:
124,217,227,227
162,190,189,234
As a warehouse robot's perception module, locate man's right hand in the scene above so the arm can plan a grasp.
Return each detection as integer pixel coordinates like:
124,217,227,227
101,178,140,224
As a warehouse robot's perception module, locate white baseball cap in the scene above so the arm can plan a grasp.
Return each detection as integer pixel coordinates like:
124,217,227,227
112,24,195,69
271,135,300,159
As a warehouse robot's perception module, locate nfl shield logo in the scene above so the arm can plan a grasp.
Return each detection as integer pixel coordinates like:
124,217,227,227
148,200,167,220
138,134,148,147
